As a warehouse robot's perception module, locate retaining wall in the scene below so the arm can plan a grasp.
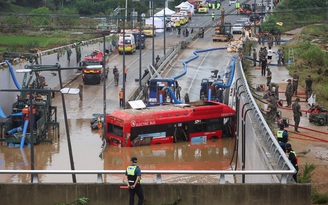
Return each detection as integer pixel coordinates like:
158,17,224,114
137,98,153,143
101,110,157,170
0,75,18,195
0,183,311,205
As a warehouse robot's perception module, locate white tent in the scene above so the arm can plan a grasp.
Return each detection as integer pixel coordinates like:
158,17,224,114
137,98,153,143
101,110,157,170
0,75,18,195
154,7,176,18
175,2,194,14
145,17,164,33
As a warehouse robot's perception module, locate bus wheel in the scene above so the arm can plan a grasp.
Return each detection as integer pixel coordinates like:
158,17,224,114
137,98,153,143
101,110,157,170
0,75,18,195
210,136,219,142
154,143,161,145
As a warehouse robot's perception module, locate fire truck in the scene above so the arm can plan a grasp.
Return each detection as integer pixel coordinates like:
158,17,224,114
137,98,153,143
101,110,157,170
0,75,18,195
81,50,108,85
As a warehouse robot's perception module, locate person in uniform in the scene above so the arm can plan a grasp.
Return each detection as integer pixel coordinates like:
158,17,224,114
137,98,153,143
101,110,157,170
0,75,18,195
125,157,144,205
305,75,313,101
266,67,272,88
119,89,124,108
285,79,293,107
252,48,257,66
277,124,289,152
262,101,276,124
292,97,301,132
286,144,298,182
292,70,299,96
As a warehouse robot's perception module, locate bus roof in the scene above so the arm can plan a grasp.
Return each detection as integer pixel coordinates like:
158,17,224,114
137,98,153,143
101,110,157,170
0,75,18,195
107,101,235,124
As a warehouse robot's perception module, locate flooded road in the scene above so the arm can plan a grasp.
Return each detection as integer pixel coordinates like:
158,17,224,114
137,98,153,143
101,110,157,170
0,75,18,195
0,22,237,183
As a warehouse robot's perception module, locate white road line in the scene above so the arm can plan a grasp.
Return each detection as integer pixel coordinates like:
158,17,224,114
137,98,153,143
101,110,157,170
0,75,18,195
187,51,211,94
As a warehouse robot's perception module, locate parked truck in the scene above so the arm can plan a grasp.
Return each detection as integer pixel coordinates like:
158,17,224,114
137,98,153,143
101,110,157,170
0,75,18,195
212,9,233,42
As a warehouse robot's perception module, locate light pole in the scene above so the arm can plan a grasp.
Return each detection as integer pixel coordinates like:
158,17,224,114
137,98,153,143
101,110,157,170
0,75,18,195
140,13,146,89
152,0,155,66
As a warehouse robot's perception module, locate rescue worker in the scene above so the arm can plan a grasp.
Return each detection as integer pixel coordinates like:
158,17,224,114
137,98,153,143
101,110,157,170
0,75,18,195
113,66,118,76
124,66,128,82
252,48,257,66
143,83,149,102
208,2,211,9
212,12,215,21
277,124,288,147
260,56,267,76
292,97,301,132
281,47,286,65
292,70,299,96
285,79,293,107
156,55,160,64
216,2,221,10
286,144,298,182
235,1,241,15
266,67,272,88
212,3,215,10
262,101,276,124
126,157,144,205
184,93,190,103
305,75,313,101
119,88,124,108
114,71,119,86
175,85,181,100
269,82,279,99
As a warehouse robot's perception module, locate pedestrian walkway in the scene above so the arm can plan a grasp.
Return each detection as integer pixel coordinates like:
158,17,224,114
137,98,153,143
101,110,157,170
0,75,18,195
246,40,316,133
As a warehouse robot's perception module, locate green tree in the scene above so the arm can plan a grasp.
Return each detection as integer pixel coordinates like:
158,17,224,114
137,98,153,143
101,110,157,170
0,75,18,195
56,7,79,29
30,7,51,26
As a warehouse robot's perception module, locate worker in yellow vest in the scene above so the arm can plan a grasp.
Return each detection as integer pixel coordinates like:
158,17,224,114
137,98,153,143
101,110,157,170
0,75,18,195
235,1,241,15
217,2,221,10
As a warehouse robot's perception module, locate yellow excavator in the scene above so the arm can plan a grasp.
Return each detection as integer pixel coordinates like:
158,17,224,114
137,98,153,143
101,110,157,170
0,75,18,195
212,9,233,42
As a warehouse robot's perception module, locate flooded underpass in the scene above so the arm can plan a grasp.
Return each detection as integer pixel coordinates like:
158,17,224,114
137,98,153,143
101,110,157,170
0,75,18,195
0,116,235,183
0,30,238,185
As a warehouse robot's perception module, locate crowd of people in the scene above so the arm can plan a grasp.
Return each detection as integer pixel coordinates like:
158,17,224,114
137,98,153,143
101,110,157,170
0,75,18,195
251,31,313,183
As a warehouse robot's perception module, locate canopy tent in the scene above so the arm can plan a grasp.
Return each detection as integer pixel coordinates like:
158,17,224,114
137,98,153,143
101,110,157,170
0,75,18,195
145,17,164,33
175,1,194,14
154,7,176,18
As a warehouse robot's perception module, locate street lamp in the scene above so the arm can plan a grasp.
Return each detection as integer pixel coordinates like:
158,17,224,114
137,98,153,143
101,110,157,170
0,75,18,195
139,13,146,90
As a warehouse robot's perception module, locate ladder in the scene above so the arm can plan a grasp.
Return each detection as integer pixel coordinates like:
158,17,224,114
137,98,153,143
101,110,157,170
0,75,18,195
287,47,294,64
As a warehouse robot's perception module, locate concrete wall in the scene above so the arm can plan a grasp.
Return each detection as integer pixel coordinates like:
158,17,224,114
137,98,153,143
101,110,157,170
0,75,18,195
0,183,311,205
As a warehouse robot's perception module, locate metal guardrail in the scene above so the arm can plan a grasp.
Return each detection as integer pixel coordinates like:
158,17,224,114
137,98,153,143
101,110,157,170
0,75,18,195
0,169,294,184
236,59,296,174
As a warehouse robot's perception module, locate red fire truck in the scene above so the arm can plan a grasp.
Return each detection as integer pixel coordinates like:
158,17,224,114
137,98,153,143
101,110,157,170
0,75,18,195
81,50,107,85
106,101,236,147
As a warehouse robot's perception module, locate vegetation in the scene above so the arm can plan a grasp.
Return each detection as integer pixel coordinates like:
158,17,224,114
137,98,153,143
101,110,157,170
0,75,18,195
56,197,90,205
281,25,328,108
296,163,328,204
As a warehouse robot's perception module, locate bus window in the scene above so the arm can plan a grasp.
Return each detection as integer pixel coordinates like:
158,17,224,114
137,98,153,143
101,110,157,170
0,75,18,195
206,118,223,131
107,123,123,138
193,120,206,132
131,124,174,142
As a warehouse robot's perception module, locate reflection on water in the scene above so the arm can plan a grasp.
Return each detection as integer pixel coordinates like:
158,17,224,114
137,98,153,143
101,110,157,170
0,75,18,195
103,139,235,184
104,139,234,171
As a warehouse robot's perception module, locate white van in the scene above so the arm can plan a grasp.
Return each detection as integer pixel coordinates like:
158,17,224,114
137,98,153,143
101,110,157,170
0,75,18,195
118,34,136,54
229,0,236,6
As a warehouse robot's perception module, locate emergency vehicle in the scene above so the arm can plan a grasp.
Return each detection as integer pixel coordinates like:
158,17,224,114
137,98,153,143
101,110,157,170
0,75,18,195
118,34,136,54
81,50,106,85
141,25,156,37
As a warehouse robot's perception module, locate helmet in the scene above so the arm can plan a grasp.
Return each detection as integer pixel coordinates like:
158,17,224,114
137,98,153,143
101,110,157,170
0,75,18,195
131,157,138,163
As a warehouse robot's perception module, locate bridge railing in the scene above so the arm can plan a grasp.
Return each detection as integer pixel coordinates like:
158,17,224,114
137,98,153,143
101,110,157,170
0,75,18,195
236,58,296,178
0,169,295,184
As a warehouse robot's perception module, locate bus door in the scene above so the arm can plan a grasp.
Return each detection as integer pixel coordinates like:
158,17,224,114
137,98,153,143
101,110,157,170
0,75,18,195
173,122,188,142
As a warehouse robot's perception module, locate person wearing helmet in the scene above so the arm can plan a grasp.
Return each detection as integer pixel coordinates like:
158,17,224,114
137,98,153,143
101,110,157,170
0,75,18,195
126,157,144,205
292,97,302,132
286,144,298,182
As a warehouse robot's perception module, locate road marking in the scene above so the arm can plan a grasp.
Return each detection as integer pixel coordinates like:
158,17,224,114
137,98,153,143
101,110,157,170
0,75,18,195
187,51,211,94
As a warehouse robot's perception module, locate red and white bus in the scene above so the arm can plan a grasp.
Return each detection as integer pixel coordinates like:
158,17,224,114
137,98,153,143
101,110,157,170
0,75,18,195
106,101,236,147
